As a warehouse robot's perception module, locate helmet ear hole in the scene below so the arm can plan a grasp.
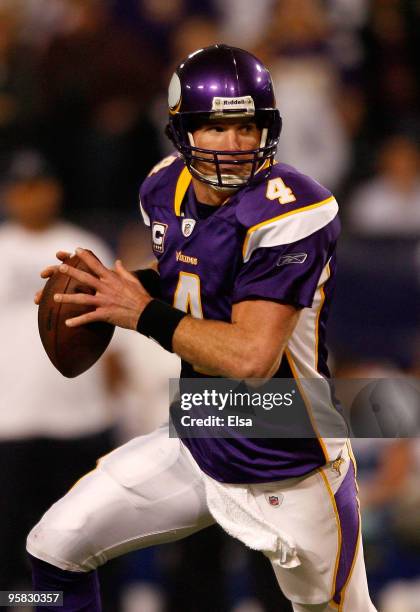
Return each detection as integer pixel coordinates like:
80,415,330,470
165,123,176,145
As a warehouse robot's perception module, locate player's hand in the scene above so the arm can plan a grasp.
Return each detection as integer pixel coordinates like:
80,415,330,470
52,247,153,330
34,250,72,305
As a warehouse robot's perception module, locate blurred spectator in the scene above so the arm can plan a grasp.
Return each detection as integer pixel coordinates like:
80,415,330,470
257,0,329,57
362,0,419,137
214,0,274,50
326,0,369,79
0,5,42,157
0,0,74,49
42,0,161,108
0,150,125,610
380,579,420,612
75,97,162,241
258,0,350,191
352,438,418,604
40,0,162,237
348,134,420,236
170,16,221,65
334,83,374,201
111,0,218,62
355,435,420,606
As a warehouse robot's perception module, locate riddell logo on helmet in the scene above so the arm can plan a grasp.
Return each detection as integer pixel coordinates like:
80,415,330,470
224,98,249,105
212,96,255,114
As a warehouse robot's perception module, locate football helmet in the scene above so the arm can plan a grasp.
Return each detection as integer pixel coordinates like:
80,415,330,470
166,44,282,190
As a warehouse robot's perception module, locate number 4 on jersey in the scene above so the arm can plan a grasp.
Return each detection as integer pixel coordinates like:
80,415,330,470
173,272,203,318
266,177,296,205
148,155,178,177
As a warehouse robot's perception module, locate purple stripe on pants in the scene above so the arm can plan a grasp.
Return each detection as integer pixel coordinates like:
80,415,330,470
333,460,360,606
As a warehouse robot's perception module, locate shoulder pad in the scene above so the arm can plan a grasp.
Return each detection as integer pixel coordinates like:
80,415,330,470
236,163,339,262
139,155,186,225
140,154,184,199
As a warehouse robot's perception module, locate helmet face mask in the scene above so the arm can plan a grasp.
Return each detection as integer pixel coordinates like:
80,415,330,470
166,45,282,190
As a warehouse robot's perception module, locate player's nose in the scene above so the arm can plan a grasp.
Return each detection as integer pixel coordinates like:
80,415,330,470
224,128,241,151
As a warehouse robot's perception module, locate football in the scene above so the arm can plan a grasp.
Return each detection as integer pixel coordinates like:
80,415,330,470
38,253,115,377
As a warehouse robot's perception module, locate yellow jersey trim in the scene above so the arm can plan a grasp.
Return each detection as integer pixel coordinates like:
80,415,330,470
174,166,193,216
255,158,274,175
346,440,359,493
285,348,330,463
315,261,331,371
317,468,342,603
242,195,335,259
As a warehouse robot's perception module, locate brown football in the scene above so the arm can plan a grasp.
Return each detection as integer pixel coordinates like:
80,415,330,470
38,253,115,378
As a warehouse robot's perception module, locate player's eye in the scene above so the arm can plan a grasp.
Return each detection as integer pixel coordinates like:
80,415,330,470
241,123,256,133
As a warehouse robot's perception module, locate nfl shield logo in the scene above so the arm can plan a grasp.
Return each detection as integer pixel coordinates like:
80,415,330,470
266,493,283,507
182,218,196,237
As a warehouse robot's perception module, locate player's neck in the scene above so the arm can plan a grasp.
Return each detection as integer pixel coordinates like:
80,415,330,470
192,178,236,207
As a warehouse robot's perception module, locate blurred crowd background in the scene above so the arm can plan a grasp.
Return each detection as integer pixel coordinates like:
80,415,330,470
0,0,419,611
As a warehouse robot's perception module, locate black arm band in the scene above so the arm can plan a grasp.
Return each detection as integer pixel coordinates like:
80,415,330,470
136,299,187,352
132,268,161,298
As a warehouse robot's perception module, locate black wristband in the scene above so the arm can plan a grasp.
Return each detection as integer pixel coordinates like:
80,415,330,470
132,268,161,298
136,299,187,352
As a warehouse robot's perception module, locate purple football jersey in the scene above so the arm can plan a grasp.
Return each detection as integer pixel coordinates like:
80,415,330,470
139,155,346,483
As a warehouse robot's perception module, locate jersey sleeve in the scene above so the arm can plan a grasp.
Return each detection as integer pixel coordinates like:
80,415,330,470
232,218,339,309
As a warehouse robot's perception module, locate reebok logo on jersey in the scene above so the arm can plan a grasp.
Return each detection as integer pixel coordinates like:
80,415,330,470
277,253,307,266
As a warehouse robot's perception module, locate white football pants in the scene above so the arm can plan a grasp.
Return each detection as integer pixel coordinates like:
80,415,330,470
27,423,376,610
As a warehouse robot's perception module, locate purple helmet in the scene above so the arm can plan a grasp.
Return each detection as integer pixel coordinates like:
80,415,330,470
166,44,282,189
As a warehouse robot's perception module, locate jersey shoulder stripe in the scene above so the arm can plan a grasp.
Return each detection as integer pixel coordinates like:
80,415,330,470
242,195,338,262
235,163,338,261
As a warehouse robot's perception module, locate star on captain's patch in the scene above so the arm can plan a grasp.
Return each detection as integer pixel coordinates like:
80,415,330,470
332,455,346,475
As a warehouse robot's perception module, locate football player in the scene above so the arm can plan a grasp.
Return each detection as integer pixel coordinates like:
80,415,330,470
28,45,376,611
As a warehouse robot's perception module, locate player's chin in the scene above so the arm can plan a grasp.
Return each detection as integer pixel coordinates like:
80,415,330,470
220,166,251,177
220,159,254,173
195,161,251,179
